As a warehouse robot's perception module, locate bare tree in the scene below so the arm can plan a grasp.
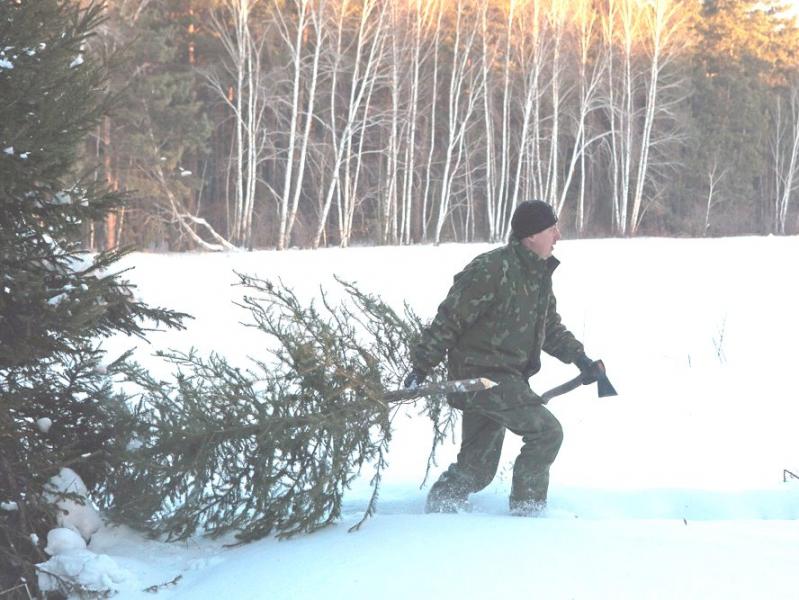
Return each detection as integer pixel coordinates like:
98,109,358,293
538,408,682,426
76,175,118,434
772,86,799,234
275,0,326,250
207,0,270,248
557,0,606,231
479,0,500,241
503,0,549,238
600,0,685,235
544,0,569,207
313,0,387,248
421,0,445,242
629,0,684,234
433,0,483,244
399,0,437,244
703,159,727,235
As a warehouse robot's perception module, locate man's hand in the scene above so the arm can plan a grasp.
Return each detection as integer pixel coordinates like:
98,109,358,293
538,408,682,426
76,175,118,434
575,355,605,385
403,368,427,390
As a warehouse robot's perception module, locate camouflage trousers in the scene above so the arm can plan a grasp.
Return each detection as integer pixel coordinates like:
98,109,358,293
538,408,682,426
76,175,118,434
429,377,563,510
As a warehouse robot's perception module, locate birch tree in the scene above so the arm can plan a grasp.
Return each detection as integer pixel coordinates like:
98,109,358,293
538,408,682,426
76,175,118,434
557,0,606,231
614,0,637,234
313,0,387,248
703,159,727,235
482,0,524,242
399,0,437,244
381,1,404,244
421,1,445,242
502,0,548,238
629,0,684,234
772,87,799,234
275,0,325,250
433,0,483,244
207,0,270,248
544,0,569,207
479,0,500,241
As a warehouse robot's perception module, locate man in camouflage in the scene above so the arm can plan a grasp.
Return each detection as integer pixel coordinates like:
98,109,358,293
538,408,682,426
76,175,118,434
405,200,604,516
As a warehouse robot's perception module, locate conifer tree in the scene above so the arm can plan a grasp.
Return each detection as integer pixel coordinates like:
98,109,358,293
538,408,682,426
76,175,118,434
106,276,454,543
0,1,185,595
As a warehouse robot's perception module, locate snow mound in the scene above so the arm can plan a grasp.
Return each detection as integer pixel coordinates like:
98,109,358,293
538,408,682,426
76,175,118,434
44,467,103,542
37,532,129,595
44,527,86,555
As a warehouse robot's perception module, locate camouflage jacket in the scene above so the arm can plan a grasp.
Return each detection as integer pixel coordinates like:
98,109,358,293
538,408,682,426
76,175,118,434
411,238,584,382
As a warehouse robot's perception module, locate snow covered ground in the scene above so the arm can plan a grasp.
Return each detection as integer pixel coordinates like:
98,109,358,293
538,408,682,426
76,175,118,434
82,236,799,599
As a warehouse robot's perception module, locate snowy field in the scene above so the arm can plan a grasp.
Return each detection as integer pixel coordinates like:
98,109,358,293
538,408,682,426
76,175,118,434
72,236,799,598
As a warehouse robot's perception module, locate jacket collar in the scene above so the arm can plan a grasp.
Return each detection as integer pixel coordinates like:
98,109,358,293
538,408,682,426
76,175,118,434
509,237,559,275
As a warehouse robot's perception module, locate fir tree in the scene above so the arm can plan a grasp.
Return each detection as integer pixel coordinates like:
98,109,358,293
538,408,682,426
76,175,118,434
0,1,185,595
107,276,455,543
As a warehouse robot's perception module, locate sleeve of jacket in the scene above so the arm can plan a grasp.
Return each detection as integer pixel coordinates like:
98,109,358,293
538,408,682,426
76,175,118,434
542,290,585,364
410,257,499,373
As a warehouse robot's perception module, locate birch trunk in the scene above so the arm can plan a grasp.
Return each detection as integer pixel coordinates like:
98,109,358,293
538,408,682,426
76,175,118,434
629,0,682,234
285,0,324,249
206,0,267,249
556,0,604,224
313,0,386,248
433,0,482,244
276,0,309,249
775,88,799,234
421,3,444,242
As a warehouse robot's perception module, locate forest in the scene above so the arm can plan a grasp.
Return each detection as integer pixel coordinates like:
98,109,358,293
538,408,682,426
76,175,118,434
85,0,799,249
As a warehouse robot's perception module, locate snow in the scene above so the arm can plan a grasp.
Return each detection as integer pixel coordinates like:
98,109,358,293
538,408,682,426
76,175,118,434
36,417,53,433
69,54,83,69
78,237,799,598
37,529,129,595
44,468,103,543
47,292,67,306
37,472,122,595
44,528,87,555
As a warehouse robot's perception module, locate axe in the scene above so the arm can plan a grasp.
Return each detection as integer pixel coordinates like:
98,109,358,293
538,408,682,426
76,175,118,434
385,362,616,404
540,359,617,404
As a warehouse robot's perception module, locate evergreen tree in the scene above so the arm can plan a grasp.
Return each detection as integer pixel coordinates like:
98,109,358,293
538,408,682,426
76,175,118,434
685,0,799,234
106,276,454,543
0,1,185,595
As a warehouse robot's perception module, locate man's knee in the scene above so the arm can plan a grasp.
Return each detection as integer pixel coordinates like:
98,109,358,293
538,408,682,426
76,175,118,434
546,417,564,449
520,411,563,458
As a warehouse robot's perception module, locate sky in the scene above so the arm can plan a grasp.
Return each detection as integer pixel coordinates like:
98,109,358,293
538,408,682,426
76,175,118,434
34,235,799,599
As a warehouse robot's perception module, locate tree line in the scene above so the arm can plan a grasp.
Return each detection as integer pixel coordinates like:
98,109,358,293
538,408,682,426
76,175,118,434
90,0,799,251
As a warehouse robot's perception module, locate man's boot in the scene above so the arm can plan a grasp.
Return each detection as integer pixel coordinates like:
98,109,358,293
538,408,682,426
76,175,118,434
508,497,546,517
425,476,471,513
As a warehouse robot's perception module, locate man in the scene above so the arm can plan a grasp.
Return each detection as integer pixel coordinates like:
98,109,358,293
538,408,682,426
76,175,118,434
405,200,605,516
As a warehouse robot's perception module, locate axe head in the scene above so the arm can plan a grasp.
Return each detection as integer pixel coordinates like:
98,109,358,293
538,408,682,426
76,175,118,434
594,360,618,398
597,375,618,397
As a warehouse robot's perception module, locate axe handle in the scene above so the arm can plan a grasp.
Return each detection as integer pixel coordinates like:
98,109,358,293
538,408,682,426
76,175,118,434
539,361,618,404
540,374,584,404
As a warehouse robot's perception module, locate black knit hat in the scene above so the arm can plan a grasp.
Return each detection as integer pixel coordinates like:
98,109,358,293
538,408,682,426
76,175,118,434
511,200,557,239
